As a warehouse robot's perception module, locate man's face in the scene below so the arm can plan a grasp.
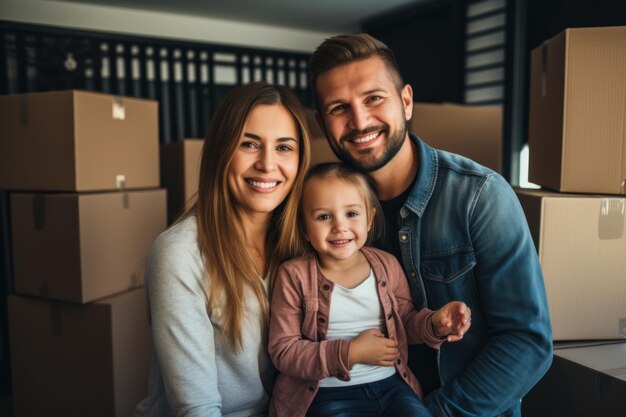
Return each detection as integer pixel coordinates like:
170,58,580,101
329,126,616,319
315,56,413,172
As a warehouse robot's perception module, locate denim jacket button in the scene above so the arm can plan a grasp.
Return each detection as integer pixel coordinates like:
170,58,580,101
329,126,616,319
308,386,315,392
322,284,331,291
318,316,326,323
401,234,408,241
381,281,386,287
387,312,393,320
396,358,401,365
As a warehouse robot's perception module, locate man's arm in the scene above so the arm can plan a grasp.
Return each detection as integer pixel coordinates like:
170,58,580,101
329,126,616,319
425,174,553,417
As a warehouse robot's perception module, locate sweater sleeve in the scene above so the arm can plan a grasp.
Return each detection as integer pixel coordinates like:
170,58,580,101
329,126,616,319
268,263,352,381
145,226,224,417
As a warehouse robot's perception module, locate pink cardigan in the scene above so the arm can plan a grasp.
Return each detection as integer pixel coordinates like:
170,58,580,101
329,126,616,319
268,246,444,417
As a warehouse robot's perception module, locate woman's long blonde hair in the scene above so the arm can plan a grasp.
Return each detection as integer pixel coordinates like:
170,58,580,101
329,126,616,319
193,82,311,352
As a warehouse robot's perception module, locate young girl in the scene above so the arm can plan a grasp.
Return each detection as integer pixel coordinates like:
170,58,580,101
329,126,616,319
268,163,471,417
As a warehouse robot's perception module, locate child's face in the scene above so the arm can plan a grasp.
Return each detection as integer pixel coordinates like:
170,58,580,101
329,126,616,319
302,176,373,267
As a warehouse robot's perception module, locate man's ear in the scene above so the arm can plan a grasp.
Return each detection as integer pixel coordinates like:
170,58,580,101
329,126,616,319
315,111,329,139
401,84,413,121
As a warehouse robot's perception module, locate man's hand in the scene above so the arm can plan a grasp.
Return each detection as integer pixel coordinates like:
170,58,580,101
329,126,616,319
348,329,400,367
432,301,471,342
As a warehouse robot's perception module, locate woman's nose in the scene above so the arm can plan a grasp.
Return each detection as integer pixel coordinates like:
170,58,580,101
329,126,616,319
254,148,277,172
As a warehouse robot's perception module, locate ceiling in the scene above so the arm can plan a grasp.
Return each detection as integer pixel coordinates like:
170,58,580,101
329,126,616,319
47,0,429,32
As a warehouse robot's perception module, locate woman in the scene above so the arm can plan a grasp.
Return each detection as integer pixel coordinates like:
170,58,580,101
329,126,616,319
135,82,311,417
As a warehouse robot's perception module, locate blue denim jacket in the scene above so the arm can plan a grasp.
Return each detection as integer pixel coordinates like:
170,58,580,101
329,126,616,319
397,135,552,417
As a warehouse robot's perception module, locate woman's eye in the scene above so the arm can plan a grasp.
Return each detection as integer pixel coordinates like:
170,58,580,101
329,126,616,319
241,141,258,149
277,144,294,152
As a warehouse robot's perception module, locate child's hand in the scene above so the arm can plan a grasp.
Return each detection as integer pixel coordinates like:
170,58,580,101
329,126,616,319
432,301,471,342
348,329,399,368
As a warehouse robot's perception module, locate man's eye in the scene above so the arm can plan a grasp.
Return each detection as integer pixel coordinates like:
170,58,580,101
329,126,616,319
329,104,348,114
367,95,382,103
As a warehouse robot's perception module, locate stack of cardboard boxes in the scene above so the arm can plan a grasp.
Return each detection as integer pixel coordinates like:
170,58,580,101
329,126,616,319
0,90,167,417
518,26,626,416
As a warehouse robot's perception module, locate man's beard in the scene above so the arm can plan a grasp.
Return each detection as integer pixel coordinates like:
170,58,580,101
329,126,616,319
331,121,408,173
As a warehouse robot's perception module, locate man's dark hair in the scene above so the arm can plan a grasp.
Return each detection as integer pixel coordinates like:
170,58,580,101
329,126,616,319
309,34,405,107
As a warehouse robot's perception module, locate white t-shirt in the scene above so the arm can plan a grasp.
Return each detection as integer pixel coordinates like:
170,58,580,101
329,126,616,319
319,269,396,387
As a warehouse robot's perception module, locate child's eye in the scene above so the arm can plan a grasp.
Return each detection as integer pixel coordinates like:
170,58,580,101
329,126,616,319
316,214,331,221
346,211,359,218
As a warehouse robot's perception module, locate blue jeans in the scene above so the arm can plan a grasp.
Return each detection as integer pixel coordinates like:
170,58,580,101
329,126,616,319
306,374,433,417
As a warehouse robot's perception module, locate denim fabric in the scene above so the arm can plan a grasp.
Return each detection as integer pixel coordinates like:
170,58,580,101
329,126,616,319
306,374,433,417
389,135,553,417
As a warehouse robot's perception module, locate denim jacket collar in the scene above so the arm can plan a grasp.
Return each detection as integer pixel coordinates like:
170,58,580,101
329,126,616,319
403,134,438,218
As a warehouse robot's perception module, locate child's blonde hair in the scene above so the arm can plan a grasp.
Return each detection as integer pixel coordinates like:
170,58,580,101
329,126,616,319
300,162,383,248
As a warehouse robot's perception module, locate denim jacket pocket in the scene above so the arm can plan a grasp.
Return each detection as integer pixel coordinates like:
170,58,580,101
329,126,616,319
420,250,478,308
302,297,319,341
421,250,476,283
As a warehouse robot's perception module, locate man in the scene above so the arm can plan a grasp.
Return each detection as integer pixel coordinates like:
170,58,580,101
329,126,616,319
309,34,552,417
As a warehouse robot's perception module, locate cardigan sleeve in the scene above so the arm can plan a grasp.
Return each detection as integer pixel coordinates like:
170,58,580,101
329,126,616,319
268,262,352,381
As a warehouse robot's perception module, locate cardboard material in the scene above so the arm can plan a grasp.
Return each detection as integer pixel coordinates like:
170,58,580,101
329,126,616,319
515,188,626,340
11,189,167,303
528,26,626,194
409,102,502,173
8,288,151,417
305,108,340,165
160,139,203,221
523,342,626,417
0,90,160,191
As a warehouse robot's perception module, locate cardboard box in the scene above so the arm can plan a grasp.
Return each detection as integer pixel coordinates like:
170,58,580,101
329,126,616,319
0,90,160,191
305,108,339,165
8,288,151,417
11,189,167,303
515,188,626,340
528,26,626,194
523,342,626,417
160,139,203,222
409,102,502,173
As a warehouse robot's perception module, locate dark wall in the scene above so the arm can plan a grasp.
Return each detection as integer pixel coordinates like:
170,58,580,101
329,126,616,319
526,0,626,49
362,0,466,104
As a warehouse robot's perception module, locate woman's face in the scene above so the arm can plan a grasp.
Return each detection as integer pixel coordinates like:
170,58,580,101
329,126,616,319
228,104,300,218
